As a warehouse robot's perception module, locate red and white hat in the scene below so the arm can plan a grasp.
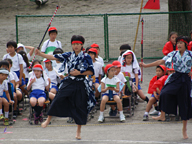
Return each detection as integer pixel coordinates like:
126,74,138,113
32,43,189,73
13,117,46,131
104,64,115,74
43,59,51,63
32,64,43,71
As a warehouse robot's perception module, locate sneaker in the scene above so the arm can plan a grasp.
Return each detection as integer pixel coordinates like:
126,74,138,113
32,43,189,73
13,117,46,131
149,110,159,116
39,112,43,123
33,113,39,125
98,115,104,123
120,114,126,122
0,114,4,120
3,118,9,126
143,115,149,121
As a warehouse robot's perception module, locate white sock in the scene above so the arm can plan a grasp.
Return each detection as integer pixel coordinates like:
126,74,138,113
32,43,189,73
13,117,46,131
0,109,2,115
100,111,104,116
144,112,149,115
119,111,124,116
5,112,9,118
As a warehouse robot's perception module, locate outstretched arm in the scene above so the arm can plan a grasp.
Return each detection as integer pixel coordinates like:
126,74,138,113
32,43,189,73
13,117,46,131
140,59,165,68
35,49,58,60
25,46,35,57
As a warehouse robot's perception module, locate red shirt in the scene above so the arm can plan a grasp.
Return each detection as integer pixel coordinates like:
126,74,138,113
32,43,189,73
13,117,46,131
150,75,168,93
162,41,178,56
148,75,158,94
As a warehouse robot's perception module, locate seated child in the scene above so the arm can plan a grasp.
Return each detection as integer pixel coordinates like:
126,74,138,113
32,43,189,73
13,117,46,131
29,59,42,78
98,64,125,122
0,68,14,125
143,65,166,121
44,59,57,100
27,64,50,124
109,60,127,116
121,51,149,103
88,48,103,98
16,43,35,60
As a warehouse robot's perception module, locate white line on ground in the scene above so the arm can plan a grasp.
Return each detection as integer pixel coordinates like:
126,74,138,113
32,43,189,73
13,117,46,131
1,139,190,144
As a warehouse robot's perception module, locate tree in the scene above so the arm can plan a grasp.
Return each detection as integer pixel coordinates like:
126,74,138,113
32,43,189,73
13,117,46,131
168,0,192,36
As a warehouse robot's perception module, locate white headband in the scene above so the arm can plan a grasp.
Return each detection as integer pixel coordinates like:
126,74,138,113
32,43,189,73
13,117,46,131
32,68,43,71
0,69,9,75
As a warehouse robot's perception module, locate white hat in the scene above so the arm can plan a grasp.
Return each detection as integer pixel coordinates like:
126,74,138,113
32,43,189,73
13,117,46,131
17,43,27,53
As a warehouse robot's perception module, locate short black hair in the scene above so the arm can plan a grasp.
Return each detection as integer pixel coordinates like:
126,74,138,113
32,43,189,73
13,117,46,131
32,59,41,68
71,35,85,44
119,44,131,50
4,58,12,65
48,30,57,35
120,50,126,56
0,60,9,68
6,41,17,49
85,46,91,53
53,48,64,55
88,51,96,56
176,36,190,49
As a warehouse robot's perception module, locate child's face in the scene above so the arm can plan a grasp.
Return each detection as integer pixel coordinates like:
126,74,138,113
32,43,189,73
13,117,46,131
6,48,9,53
0,73,8,81
49,32,57,41
72,43,82,53
125,54,133,65
167,70,175,75
115,67,121,75
95,47,100,55
0,65,9,71
16,47,23,53
45,61,52,70
156,67,164,78
177,41,186,51
169,34,177,45
108,67,116,77
7,46,15,53
33,70,42,78
88,53,95,61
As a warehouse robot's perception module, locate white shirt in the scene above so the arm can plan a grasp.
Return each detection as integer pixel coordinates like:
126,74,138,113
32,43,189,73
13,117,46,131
4,72,14,83
46,70,58,85
121,65,139,79
27,53,31,60
12,71,19,82
41,39,62,55
101,76,120,94
96,56,104,67
27,77,48,91
115,72,127,83
0,81,8,96
3,53,24,72
93,61,103,78
23,62,29,78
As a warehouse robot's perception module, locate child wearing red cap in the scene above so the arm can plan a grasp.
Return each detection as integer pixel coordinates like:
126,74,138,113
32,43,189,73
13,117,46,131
88,48,103,98
98,64,125,122
162,32,178,56
27,64,50,125
36,35,95,140
140,36,192,139
41,27,62,55
121,51,149,104
143,65,166,121
91,43,104,73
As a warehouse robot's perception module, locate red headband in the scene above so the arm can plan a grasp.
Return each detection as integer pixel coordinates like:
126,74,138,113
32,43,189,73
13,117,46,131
71,41,83,44
179,39,188,45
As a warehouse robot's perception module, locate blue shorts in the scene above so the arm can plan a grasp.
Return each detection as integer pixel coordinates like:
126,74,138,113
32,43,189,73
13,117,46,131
14,70,25,87
132,78,141,90
30,89,46,99
3,83,14,101
25,78,29,85
95,77,99,84
151,94,159,103
102,93,118,101
50,82,58,91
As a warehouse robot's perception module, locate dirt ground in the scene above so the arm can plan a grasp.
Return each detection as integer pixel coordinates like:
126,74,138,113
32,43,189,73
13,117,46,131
0,0,168,59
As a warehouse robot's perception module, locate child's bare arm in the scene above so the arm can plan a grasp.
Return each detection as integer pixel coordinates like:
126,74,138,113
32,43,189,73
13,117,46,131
98,74,102,84
101,82,108,93
27,78,35,91
135,74,139,88
19,64,23,85
5,90,14,104
153,91,159,100
25,46,35,57
109,82,120,93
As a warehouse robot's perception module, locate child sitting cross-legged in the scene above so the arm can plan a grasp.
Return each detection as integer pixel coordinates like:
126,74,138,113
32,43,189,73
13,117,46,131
27,64,50,125
98,64,125,122
143,65,167,121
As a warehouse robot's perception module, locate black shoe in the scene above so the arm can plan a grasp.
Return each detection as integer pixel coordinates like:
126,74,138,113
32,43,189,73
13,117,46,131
143,115,149,121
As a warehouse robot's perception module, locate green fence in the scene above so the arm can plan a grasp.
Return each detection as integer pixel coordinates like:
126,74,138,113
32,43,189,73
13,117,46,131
16,11,192,61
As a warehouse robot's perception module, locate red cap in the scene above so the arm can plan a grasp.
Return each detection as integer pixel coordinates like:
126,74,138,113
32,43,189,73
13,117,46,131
32,64,43,71
91,43,99,48
112,60,122,67
124,52,132,56
43,59,51,63
48,27,57,32
104,64,115,74
88,48,98,55
159,65,167,75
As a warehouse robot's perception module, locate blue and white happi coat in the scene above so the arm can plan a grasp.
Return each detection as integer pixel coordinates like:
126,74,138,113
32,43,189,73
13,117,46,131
54,51,96,113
